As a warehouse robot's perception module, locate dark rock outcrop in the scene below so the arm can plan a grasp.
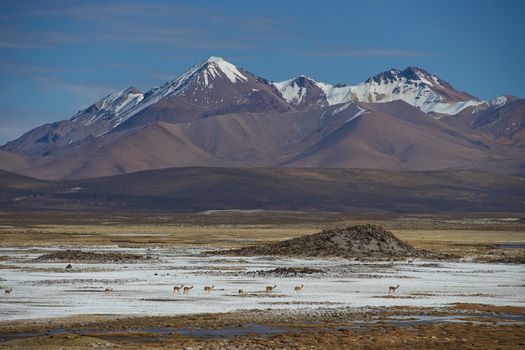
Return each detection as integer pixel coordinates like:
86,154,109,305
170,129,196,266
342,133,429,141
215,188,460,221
34,249,148,263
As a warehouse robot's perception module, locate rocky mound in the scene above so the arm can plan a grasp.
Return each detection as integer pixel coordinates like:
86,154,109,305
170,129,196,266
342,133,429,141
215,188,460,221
34,249,149,263
219,225,431,259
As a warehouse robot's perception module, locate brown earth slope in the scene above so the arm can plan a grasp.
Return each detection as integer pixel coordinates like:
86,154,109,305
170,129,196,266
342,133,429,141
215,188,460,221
14,101,523,180
445,98,525,147
0,149,30,171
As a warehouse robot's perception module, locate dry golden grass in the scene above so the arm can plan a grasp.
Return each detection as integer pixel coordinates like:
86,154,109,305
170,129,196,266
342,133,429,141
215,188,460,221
0,224,314,247
1,224,523,264
2,225,524,250
0,211,523,257
395,229,525,245
395,229,525,253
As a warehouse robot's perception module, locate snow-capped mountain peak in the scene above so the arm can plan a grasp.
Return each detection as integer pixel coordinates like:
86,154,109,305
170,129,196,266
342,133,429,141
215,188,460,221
273,76,313,104
272,75,329,109
200,56,248,84
108,57,249,128
274,66,484,115
365,66,444,90
399,66,439,84
153,56,248,94
355,66,483,115
109,56,293,129
163,56,249,92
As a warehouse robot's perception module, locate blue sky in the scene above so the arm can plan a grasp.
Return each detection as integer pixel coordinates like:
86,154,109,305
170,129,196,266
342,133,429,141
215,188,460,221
1,0,524,144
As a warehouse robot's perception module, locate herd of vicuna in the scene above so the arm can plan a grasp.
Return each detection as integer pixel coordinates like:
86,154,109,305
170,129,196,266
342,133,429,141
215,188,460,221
4,284,401,296
170,284,307,296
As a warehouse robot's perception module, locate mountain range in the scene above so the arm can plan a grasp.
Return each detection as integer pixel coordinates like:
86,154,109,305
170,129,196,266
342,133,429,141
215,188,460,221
1,56,524,180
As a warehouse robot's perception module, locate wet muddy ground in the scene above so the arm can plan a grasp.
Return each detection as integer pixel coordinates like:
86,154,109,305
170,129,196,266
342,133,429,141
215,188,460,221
0,304,524,349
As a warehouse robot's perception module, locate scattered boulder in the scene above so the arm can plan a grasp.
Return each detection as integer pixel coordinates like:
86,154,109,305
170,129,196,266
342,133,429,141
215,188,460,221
65,263,72,270
34,250,147,263
217,225,434,259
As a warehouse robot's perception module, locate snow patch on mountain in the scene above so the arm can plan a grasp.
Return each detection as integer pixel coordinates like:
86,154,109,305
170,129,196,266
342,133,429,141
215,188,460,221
273,77,308,105
489,95,508,107
472,95,511,114
345,105,368,124
71,87,144,126
114,93,144,114
332,102,353,116
318,83,354,105
423,100,484,116
329,102,369,123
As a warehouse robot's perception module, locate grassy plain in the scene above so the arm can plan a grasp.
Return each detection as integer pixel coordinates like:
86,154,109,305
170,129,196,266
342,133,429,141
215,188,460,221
1,211,523,256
